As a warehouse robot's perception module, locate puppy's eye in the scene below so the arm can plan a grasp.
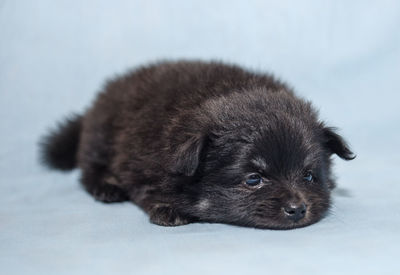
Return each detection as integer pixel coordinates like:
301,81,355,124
303,171,313,183
245,173,263,186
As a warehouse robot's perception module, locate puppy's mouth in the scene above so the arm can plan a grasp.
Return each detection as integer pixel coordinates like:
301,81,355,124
256,214,320,230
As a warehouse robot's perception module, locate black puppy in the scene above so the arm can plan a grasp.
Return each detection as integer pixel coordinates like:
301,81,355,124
41,61,354,229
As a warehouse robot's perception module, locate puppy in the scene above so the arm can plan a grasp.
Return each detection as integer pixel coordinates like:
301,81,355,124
41,61,355,229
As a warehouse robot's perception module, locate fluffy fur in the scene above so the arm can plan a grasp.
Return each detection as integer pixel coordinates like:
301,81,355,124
40,60,355,229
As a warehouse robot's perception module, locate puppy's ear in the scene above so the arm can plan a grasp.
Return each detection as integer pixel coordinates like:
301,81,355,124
322,127,355,160
169,134,206,176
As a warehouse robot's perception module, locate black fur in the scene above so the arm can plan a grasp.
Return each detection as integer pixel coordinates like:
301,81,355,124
40,60,354,229
40,115,82,171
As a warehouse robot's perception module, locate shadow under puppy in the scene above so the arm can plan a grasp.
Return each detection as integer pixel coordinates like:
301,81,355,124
41,61,355,229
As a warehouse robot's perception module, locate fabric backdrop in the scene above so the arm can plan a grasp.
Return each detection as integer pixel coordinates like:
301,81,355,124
1,1,399,274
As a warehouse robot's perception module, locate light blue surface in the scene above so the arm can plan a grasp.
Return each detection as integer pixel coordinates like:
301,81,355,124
1,1,399,274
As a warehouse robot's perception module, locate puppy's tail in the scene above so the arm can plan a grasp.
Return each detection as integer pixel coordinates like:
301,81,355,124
40,114,82,171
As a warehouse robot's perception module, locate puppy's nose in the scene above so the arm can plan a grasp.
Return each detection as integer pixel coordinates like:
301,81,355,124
283,202,307,222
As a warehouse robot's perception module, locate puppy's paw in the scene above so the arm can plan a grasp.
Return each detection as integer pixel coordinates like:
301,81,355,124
149,205,191,226
92,184,129,203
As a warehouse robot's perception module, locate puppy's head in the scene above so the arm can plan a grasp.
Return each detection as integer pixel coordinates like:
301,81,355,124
169,93,355,229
